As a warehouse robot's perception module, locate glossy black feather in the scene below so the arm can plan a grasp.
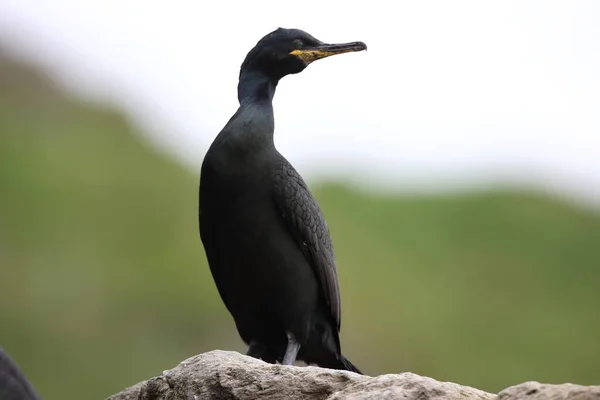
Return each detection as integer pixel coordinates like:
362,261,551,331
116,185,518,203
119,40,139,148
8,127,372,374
199,27,362,374
272,160,341,331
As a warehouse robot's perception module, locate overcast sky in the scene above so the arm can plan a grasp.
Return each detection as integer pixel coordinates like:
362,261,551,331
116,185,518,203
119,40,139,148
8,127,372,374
1,0,599,204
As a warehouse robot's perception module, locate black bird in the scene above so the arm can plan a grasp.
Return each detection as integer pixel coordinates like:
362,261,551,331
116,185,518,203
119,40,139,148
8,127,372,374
0,347,41,400
199,28,366,373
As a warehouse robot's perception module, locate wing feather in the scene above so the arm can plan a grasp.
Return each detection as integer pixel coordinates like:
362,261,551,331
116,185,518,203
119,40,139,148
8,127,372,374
272,160,341,330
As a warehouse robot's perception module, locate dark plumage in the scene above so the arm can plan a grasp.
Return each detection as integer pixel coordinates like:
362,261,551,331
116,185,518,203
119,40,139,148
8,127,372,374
0,347,41,400
199,28,366,373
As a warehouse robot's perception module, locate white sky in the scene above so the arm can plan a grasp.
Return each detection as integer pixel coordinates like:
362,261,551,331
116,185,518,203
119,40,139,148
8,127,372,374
1,0,599,205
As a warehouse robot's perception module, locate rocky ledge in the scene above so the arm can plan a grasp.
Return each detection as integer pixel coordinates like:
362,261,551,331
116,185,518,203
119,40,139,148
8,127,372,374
107,350,599,400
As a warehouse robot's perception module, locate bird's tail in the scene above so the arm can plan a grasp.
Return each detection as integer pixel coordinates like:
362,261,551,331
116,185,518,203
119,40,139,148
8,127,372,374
339,354,362,374
318,353,362,374
0,347,41,400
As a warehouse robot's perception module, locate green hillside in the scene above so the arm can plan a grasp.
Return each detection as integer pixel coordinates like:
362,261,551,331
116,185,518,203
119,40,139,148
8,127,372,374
1,55,599,399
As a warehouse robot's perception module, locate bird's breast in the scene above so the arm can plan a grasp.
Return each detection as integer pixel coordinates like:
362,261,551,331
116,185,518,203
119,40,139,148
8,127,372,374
200,150,276,217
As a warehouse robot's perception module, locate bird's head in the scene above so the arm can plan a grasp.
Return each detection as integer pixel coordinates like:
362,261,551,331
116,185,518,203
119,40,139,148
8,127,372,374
240,28,367,80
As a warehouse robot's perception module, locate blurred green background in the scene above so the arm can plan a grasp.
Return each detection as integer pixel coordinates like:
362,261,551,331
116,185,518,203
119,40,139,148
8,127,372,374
1,54,599,400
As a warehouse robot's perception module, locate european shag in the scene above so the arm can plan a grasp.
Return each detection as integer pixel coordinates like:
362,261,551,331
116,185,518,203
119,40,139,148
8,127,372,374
199,28,366,373
0,347,41,400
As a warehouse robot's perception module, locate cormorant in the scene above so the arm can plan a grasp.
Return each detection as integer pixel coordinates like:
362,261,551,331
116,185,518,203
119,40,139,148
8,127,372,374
0,347,41,400
199,28,366,373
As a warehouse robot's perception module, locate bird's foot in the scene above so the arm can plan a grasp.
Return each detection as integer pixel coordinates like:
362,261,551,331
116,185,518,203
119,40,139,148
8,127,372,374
282,332,301,365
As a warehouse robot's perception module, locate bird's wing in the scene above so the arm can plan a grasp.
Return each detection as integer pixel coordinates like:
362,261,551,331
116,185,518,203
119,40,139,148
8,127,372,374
272,159,341,330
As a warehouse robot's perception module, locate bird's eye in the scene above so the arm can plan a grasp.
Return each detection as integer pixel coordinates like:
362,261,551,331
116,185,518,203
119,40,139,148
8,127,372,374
293,39,304,49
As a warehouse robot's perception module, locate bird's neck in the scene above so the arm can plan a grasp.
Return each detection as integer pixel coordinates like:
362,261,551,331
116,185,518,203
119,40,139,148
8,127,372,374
207,71,277,159
237,69,279,105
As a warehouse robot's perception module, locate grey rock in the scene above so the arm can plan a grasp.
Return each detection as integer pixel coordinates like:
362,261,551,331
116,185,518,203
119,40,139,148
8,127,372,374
498,381,600,400
327,372,494,399
107,351,600,400
106,350,494,400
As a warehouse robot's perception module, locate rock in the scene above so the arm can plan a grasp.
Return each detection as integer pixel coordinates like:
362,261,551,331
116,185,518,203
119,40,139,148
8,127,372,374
107,351,600,400
106,350,494,400
327,373,493,400
498,381,600,400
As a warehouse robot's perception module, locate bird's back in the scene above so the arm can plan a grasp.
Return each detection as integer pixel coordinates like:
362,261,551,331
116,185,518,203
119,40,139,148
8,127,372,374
0,348,41,400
